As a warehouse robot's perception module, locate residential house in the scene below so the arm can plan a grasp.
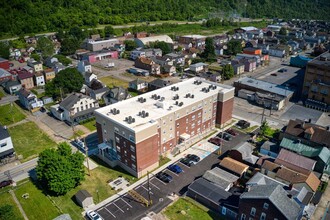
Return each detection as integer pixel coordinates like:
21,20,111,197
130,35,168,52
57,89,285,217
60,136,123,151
0,58,10,70
90,87,110,101
238,184,302,220
27,60,43,72
130,48,162,60
219,157,249,178
228,142,259,165
44,57,59,68
236,54,261,67
0,68,13,83
232,58,256,72
178,35,206,48
199,72,222,83
134,35,173,48
244,40,258,49
231,63,245,75
3,80,22,95
53,62,66,74
274,149,316,175
163,53,186,66
128,79,148,92
163,65,176,75
150,56,173,67
243,47,262,55
18,88,43,111
77,60,92,74
189,62,208,73
0,125,15,159
280,137,330,174
17,71,35,89
288,40,300,51
43,68,56,81
102,87,131,105
260,141,279,158
34,71,45,86
213,34,229,45
84,73,97,87
134,57,160,75
50,93,99,124
148,79,170,91
42,97,53,105
203,167,239,191
268,46,286,58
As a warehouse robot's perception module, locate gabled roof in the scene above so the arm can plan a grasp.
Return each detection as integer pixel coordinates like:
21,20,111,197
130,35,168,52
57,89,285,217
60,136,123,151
203,167,239,190
107,86,130,101
0,125,10,140
129,78,147,85
284,119,330,147
60,93,95,110
232,142,259,164
261,160,281,172
17,71,34,80
18,88,34,98
240,185,301,220
75,190,92,202
149,79,170,88
219,157,249,176
275,149,316,174
0,68,11,78
4,80,20,89
137,57,154,65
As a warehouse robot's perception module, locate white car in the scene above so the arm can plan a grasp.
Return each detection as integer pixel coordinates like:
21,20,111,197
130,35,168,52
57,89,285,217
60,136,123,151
86,210,103,220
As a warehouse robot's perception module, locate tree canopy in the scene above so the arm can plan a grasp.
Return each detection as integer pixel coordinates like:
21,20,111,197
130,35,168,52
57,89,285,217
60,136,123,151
0,42,10,59
37,37,54,58
0,205,17,220
53,54,72,66
149,41,172,55
1,0,329,37
222,64,234,80
124,40,138,51
45,68,84,99
200,37,216,61
226,40,242,55
36,142,85,195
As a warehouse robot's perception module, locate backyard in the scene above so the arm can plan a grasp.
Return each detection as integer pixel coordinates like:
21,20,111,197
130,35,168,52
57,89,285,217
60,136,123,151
0,103,26,126
80,119,96,132
9,121,57,162
163,197,224,220
99,76,129,88
0,189,24,220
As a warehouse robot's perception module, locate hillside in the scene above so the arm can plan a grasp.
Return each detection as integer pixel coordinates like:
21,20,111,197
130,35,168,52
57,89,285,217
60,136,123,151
0,0,329,37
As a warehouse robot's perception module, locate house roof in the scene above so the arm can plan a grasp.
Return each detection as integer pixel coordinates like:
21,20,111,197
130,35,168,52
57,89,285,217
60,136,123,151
149,79,170,88
0,68,11,78
34,71,44,77
137,57,154,65
0,125,10,140
129,78,147,85
261,160,281,172
75,190,92,202
60,93,95,110
240,185,301,220
18,88,32,98
188,178,232,205
4,80,20,89
17,71,34,80
106,87,130,101
203,167,239,190
260,141,279,153
284,119,330,147
219,157,249,176
190,62,208,68
275,148,316,173
232,142,259,164
136,35,173,45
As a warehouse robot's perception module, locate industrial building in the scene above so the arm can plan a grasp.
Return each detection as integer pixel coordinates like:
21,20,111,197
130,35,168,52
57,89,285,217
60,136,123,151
95,77,234,177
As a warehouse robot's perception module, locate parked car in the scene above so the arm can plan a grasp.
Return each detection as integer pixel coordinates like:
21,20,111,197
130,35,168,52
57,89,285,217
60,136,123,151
156,172,173,183
86,210,103,220
236,120,250,129
217,132,232,141
186,154,200,163
271,73,277,76
0,180,13,188
180,157,194,167
167,164,183,174
208,137,222,146
278,68,288,72
226,128,238,136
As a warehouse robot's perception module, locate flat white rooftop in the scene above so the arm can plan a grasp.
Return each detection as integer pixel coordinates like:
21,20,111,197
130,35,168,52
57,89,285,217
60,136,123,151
95,77,234,132
182,35,206,39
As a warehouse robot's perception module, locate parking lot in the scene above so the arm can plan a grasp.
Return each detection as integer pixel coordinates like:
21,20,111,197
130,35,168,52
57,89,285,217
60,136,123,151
95,128,250,220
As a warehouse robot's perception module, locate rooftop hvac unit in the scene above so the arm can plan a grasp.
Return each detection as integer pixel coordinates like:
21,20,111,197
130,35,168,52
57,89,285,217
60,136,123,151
157,95,161,99
175,101,179,105
191,95,194,98
143,98,146,102
138,112,141,116
116,109,120,114
132,118,135,123
145,112,149,117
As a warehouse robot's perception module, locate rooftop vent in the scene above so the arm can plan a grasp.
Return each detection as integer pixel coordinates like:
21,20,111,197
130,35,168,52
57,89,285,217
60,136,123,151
111,108,120,115
173,94,179,100
170,86,179,91
137,97,147,103
178,102,184,107
126,116,136,124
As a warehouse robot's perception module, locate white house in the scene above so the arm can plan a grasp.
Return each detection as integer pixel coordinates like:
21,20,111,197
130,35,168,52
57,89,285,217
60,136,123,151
77,60,92,74
268,47,286,58
0,125,14,158
50,93,99,124
130,49,146,60
18,88,43,111
189,62,208,73
34,72,45,86
84,72,98,86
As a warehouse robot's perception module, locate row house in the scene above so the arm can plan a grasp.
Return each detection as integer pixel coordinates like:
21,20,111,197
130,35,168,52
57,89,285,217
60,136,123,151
134,57,160,75
130,48,162,60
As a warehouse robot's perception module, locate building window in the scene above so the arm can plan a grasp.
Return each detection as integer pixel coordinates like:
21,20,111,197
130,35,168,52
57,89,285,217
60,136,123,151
132,164,136,171
186,118,189,123
250,207,256,217
81,106,83,111
114,127,119,133
1,142,7,148
115,137,120,143
122,131,126,137
260,213,266,220
129,135,135,142
130,145,135,152
125,159,128,165
116,145,120,152
192,115,195,121
241,214,246,220
191,123,195,128
131,155,135,161
104,129,107,134
177,123,179,127
198,112,201,118
76,107,79,112
124,150,127,156
85,105,88,109
90,103,93,108
263,203,269,210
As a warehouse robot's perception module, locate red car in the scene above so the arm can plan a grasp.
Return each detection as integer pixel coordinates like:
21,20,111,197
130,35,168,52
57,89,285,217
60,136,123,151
208,137,222,146
226,128,238,136
0,180,13,188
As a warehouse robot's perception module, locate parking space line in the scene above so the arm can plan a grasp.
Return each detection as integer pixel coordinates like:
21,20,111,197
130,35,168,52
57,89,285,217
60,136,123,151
120,198,132,208
113,203,124,213
141,185,153,194
166,169,179,176
179,162,191,169
149,181,160,190
152,177,167,185
105,207,116,218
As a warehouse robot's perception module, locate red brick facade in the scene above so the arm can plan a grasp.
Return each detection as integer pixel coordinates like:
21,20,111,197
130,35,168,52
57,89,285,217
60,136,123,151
136,134,159,171
216,98,234,126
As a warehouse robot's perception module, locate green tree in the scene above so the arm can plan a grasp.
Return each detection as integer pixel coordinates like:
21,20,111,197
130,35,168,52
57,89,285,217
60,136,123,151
279,27,287,35
259,120,270,136
226,40,242,55
104,25,115,37
37,37,54,58
0,42,10,59
36,143,85,195
10,38,26,49
201,37,216,60
60,38,80,56
69,26,87,40
149,41,171,54
45,68,84,99
124,40,138,51
0,204,17,220
31,53,41,62
222,64,234,80
53,54,72,66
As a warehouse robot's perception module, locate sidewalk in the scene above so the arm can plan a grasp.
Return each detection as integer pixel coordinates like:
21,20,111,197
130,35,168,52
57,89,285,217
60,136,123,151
86,121,236,213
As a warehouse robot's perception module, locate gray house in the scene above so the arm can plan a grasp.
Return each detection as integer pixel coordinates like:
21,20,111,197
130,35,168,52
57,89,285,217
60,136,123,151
75,190,94,208
102,87,132,105
4,80,22,95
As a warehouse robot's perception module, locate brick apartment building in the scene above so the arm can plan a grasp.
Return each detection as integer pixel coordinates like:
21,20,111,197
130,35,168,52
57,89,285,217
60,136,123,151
303,52,330,111
95,77,234,177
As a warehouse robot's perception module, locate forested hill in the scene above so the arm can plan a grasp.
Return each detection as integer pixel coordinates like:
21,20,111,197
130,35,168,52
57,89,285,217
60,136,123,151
0,0,329,37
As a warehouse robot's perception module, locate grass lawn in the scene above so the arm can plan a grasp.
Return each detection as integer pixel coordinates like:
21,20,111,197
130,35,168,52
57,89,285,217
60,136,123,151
159,156,171,167
15,181,60,220
9,122,57,162
100,76,128,88
0,190,24,220
163,197,224,220
0,103,26,126
0,90,4,98
81,119,96,132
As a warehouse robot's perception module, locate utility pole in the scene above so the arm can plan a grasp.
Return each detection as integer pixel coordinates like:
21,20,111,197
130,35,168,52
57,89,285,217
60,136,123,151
84,137,91,176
